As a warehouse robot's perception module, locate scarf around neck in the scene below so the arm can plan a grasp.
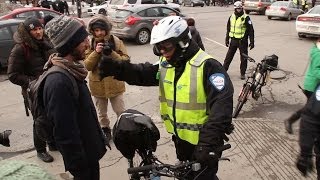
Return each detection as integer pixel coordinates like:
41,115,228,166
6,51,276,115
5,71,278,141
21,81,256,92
44,53,88,81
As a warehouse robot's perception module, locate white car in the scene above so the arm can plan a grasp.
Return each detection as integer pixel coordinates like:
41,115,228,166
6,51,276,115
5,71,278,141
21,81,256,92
87,1,109,15
107,0,180,16
296,5,320,38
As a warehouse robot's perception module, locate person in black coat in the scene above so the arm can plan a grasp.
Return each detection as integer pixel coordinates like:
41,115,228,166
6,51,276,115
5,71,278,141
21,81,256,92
43,15,107,180
187,18,205,51
296,83,320,178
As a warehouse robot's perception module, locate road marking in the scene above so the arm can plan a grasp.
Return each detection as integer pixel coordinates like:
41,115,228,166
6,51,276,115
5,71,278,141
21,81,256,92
204,37,228,49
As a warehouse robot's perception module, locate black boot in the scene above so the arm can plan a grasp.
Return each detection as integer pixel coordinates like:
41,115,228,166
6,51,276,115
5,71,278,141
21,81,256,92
0,130,12,147
284,111,301,134
102,127,112,149
37,151,54,163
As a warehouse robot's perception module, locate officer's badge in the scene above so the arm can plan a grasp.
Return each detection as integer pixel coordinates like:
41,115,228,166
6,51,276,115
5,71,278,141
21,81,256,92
209,73,225,91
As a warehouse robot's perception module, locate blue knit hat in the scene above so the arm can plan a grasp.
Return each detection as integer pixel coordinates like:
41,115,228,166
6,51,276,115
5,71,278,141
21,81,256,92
0,160,55,180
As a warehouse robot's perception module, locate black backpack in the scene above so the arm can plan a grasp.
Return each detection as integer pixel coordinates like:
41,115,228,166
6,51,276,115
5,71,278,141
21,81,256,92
113,109,160,159
27,66,79,142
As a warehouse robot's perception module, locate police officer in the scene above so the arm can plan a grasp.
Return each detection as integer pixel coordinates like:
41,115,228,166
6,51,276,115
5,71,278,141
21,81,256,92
297,84,320,178
99,16,234,179
223,1,255,80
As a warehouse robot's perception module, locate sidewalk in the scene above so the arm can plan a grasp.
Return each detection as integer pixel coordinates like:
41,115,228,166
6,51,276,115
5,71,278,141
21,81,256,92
7,117,317,180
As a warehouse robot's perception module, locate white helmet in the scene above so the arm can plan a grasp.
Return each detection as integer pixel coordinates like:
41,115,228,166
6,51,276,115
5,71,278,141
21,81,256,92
150,16,191,45
234,1,243,8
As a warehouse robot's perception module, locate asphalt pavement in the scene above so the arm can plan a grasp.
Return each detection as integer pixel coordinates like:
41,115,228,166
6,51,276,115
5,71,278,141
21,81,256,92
0,5,318,180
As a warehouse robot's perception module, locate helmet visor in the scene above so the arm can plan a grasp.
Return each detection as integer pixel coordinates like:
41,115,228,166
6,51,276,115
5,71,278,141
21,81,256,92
155,40,175,53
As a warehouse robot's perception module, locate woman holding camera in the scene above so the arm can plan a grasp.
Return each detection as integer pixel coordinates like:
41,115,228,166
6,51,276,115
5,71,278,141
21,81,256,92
84,15,130,146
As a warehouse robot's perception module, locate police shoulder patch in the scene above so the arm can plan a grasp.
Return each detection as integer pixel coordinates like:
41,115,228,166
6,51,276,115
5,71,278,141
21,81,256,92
316,86,320,101
209,73,225,91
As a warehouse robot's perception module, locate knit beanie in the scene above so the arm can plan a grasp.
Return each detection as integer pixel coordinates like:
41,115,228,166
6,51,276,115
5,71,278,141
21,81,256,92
45,15,88,56
91,19,110,31
0,160,55,180
23,17,43,32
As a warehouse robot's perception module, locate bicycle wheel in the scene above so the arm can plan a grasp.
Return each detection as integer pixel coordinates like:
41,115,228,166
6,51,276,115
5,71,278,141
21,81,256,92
233,83,251,118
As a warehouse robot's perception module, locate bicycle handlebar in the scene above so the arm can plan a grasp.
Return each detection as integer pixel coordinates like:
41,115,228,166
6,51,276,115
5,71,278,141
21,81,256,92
241,53,255,63
127,144,231,174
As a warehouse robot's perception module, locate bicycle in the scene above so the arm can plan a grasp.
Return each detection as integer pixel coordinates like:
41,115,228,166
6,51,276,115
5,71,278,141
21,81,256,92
232,53,279,118
127,144,231,180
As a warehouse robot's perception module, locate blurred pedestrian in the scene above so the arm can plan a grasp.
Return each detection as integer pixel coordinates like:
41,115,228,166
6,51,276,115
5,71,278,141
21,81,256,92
58,0,65,14
186,17,205,51
223,1,255,80
285,37,320,134
64,0,69,15
84,15,129,147
41,0,50,8
7,17,56,163
44,15,107,180
296,83,320,178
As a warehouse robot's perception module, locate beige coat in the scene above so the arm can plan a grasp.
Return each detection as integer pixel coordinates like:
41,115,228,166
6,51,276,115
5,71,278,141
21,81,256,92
84,16,129,98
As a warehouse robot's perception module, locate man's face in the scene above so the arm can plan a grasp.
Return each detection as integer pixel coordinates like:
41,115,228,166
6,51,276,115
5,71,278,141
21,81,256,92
30,27,44,40
71,37,90,60
93,28,106,38
156,41,176,61
235,8,243,13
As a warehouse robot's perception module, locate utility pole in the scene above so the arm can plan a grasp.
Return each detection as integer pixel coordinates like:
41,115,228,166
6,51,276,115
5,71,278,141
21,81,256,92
76,0,81,18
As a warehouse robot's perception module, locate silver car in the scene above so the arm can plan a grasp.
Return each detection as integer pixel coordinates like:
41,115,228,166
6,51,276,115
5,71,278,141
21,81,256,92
266,1,304,21
110,5,185,44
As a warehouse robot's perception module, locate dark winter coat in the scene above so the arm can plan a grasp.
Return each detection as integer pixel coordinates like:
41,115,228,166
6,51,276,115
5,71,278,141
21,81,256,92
189,26,205,51
7,23,56,89
43,73,107,173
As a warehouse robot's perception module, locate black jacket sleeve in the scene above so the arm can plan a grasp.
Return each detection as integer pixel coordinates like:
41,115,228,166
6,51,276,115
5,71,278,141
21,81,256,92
225,16,231,42
7,44,31,88
196,31,205,51
43,74,88,172
198,59,234,147
103,56,160,86
245,16,254,44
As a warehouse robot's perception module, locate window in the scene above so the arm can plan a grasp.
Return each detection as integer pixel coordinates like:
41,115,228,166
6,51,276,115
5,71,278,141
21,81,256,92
109,0,126,5
127,0,137,4
145,8,160,17
160,7,177,16
0,27,11,41
15,11,36,18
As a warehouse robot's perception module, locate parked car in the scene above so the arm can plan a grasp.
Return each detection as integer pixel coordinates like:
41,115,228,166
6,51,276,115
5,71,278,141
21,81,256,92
243,0,275,15
0,19,24,68
182,0,205,7
266,1,304,20
107,0,181,15
0,7,61,22
296,5,320,38
87,1,109,15
110,5,185,44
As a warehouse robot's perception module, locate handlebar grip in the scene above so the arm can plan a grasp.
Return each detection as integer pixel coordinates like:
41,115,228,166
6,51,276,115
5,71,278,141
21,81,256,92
241,53,250,59
127,164,156,174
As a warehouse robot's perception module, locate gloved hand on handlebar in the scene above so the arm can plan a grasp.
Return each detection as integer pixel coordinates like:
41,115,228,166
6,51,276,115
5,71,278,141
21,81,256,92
193,145,219,168
249,42,255,50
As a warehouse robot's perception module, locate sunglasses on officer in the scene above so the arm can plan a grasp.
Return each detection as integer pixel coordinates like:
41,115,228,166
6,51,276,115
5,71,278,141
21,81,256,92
155,40,176,53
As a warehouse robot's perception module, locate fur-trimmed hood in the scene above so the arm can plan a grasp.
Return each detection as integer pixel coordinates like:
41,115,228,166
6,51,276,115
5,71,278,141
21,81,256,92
13,23,50,50
87,14,112,36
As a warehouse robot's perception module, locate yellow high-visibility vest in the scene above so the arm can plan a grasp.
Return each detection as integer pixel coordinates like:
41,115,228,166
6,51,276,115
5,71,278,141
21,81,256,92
159,49,212,145
229,13,247,39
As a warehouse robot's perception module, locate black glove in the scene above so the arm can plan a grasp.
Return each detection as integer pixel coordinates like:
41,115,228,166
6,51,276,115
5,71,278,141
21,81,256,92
0,130,12,147
225,39,229,47
98,56,121,80
249,43,255,50
193,145,219,167
296,155,313,176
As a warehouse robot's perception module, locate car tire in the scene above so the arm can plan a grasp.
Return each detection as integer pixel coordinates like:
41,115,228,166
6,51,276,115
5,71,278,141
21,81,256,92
245,10,251,14
260,9,266,15
201,4,204,7
191,2,195,6
298,33,306,38
267,16,271,20
99,9,106,15
287,13,292,21
136,28,150,45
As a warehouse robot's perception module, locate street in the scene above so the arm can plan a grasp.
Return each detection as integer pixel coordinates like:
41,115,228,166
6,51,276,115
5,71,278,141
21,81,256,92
0,5,318,179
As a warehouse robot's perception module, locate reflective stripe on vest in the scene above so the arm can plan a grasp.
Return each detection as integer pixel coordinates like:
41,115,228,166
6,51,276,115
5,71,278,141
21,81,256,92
229,13,247,39
159,49,212,145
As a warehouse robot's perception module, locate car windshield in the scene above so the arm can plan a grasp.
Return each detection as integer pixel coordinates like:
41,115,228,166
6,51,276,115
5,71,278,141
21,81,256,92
246,0,259,2
271,1,288,6
309,6,320,14
111,9,132,18
109,0,126,5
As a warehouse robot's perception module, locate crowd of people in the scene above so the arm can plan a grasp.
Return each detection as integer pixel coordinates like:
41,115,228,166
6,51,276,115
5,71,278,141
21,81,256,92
0,1,320,179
